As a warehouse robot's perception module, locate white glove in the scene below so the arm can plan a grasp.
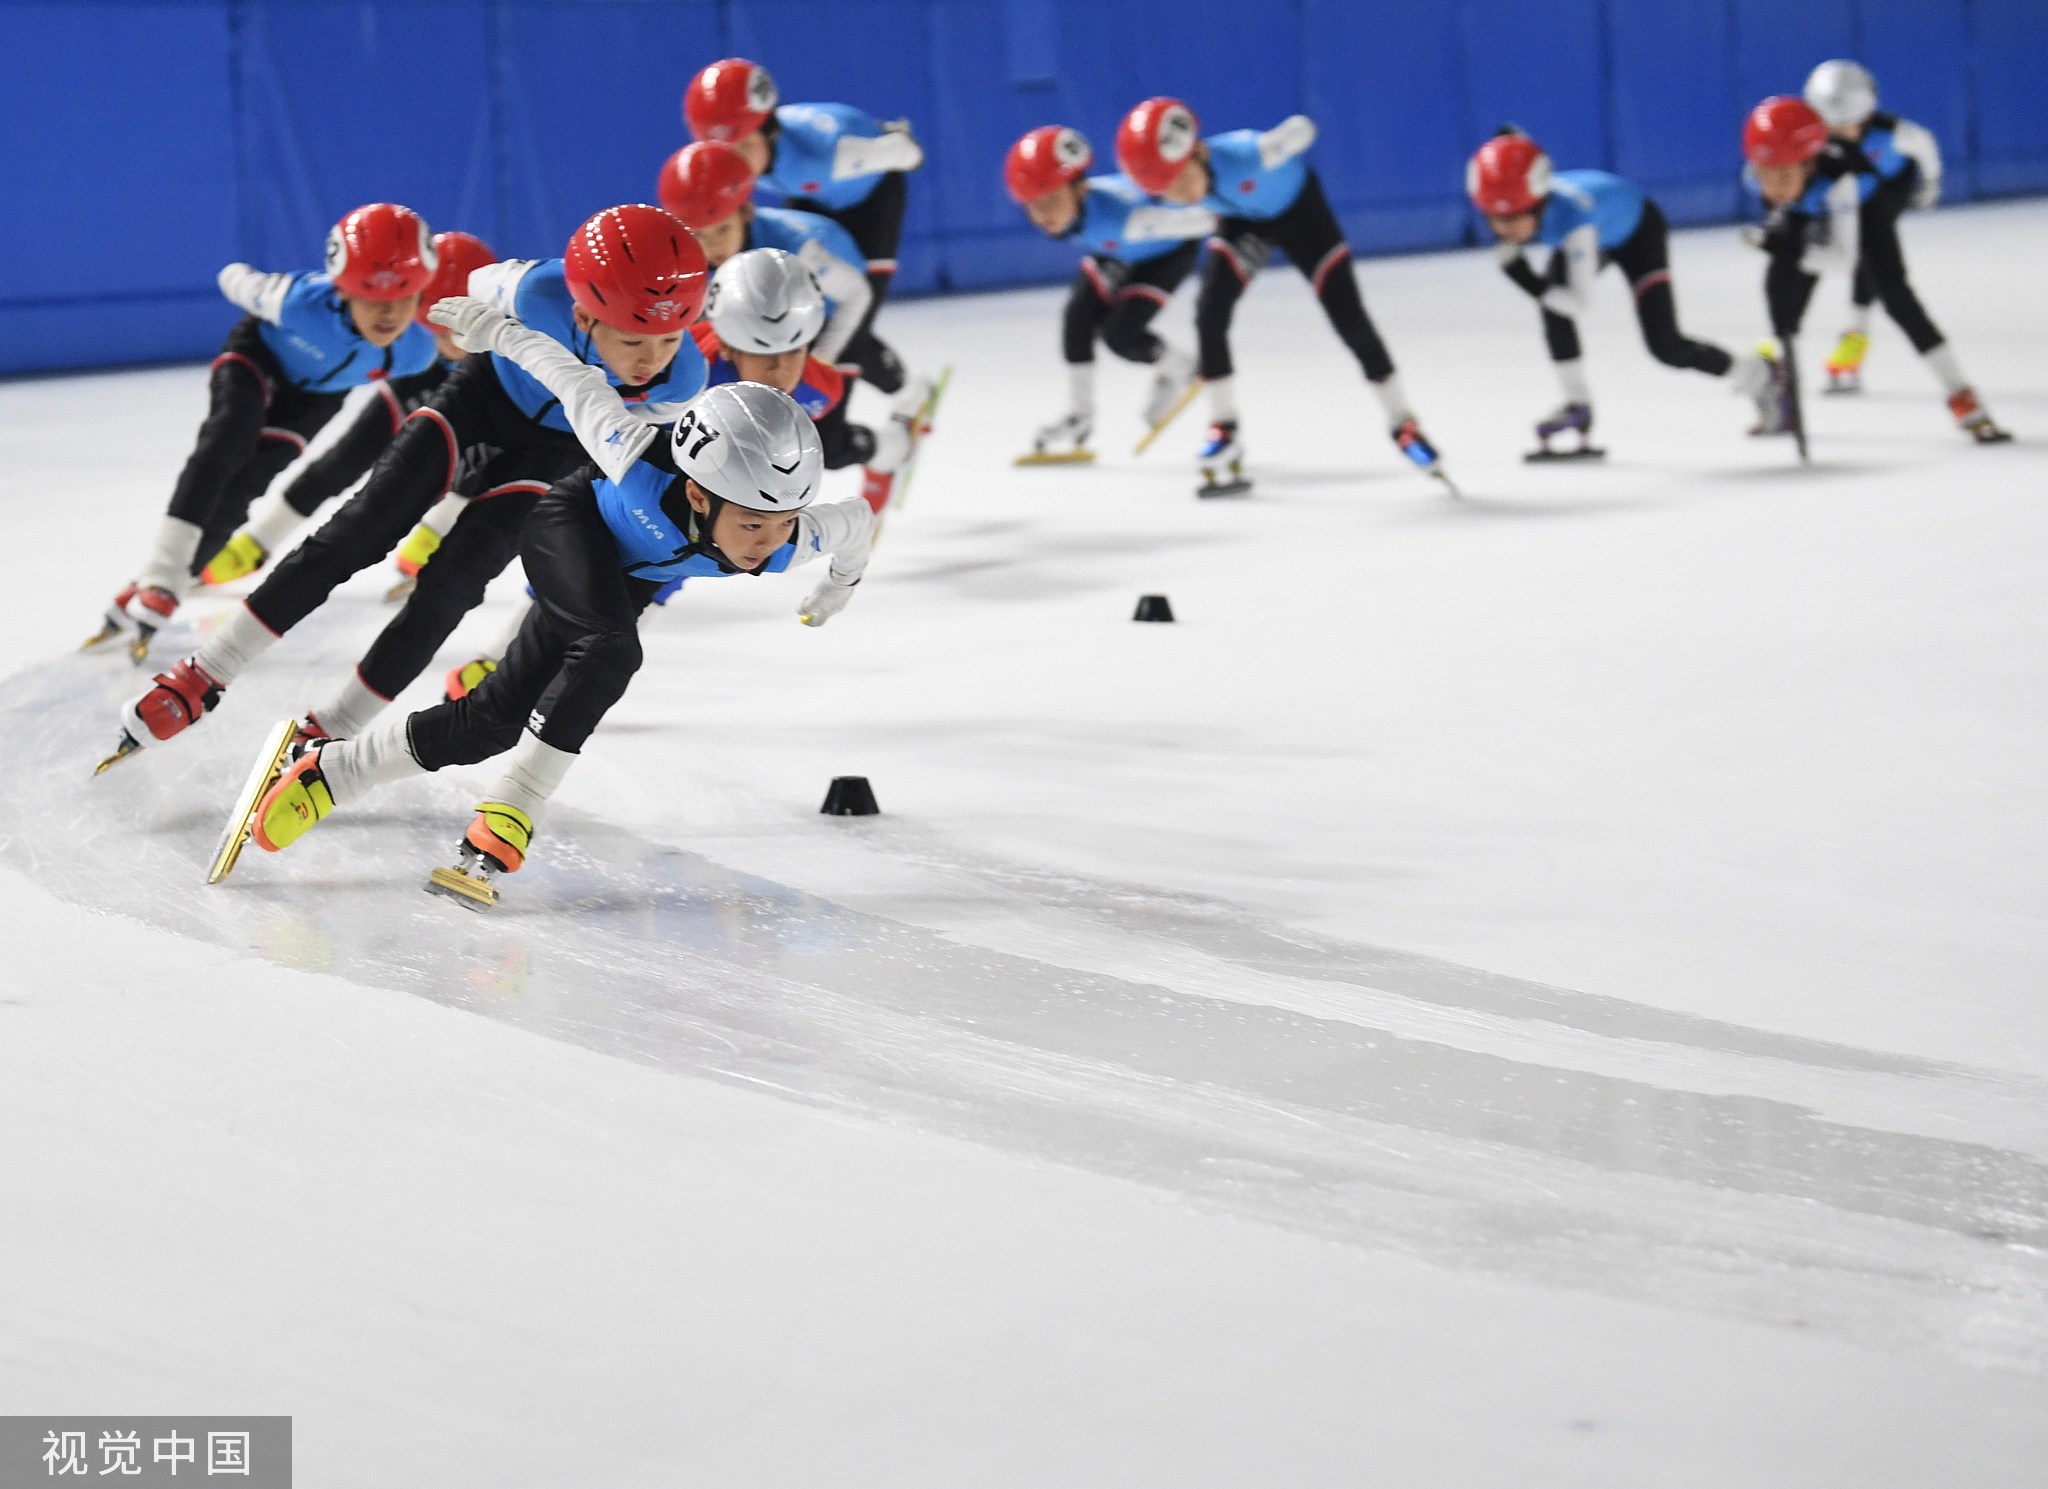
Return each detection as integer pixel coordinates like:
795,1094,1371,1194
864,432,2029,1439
1739,224,1768,250
798,575,859,627
1491,240,1524,267
428,295,517,353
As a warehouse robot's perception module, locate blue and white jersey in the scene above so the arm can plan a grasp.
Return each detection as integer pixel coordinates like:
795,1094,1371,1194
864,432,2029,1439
217,266,438,393
1857,113,1942,207
1070,175,1216,264
1200,128,1310,222
471,259,707,434
1536,171,1646,252
746,206,874,361
595,461,805,584
757,102,924,212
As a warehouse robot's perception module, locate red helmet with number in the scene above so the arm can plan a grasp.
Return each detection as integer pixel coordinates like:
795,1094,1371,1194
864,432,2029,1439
416,231,498,325
1466,133,1552,216
1005,126,1093,205
563,206,709,333
325,203,436,301
657,142,757,228
1116,97,1201,195
1743,96,1829,166
684,57,779,142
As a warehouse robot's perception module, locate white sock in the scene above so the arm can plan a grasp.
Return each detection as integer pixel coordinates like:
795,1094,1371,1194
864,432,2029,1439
317,716,427,807
307,669,392,741
1067,361,1097,419
1921,342,1969,398
192,603,280,687
1554,358,1593,407
1369,373,1413,428
136,516,204,593
1152,344,1195,382
1847,303,1873,336
482,730,577,822
1729,352,1772,398
242,492,308,554
1206,375,1239,423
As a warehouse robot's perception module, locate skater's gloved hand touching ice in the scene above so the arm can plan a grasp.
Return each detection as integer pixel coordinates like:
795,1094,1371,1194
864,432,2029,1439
428,295,516,354
798,574,859,627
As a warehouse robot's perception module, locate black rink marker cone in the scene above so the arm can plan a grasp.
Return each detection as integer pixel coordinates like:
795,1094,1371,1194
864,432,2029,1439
1133,594,1175,623
821,776,880,816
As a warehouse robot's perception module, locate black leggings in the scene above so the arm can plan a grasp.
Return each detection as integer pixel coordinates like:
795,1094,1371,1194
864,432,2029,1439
1848,181,1944,352
1196,169,1394,385
279,364,448,519
792,171,910,393
1538,200,1732,376
242,356,584,638
406,476,656,770
172,319,346,571
1063,241,1201,365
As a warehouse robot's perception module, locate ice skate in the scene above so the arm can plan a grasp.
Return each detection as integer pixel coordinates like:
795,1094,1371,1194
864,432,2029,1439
81,585,138,652
1948,389,2013,445
1195,421,1251,498
1745,345,1799,439
444,656,496,703
96,656,225,773
206,716,314,883
880,365,950,512
1134,351,1199,455
386,522,440,600
241,730,338,863
1017,410,1095,466
425,803,535,913
1823,330,1868,394
119,584,179,665
199,531,267,586
1393,418,1458,496
1525,403,1604,463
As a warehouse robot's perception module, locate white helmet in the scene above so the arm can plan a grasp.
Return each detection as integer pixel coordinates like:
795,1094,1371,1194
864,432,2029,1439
703,247,826,355
669,381,822,512
1804,59,1878,130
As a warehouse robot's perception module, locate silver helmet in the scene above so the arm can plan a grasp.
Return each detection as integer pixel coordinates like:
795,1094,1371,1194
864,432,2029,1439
1804,59,1878,130
702,247,826,355
669,380,822,512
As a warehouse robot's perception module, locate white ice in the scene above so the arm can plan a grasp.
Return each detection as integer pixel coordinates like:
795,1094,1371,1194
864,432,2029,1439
1,201,2045,1485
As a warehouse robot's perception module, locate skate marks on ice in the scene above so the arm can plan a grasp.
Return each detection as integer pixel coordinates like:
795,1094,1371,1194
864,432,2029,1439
6,654,2048,1373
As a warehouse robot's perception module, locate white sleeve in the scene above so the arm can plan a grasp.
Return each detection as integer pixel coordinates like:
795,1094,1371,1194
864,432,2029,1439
833,130,924,180
466,259,538,314
485,320,658,484
1893,118,1943,208
216,265,292,323
796,240,874,363
1537,224,1599,319
1804,176,1862,276
1257,115,1318,170
1123,204,1217,244
796,496,877,585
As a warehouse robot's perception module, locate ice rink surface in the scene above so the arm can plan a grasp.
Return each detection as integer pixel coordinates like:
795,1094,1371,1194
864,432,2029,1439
2,202,2045,1484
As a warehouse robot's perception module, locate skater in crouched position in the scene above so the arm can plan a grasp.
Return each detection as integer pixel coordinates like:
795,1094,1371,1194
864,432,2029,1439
241,302,871,908
1115,96,1445,494
200,231,499,587
102,205,710,770
90,204,441,659
684,57,922,395
1002,126,1214,463
1465,129,1777,458
1741,96,2007,444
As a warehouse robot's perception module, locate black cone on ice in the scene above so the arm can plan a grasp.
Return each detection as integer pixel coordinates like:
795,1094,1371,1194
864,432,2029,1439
1133,594,1175,623
821,776,880,816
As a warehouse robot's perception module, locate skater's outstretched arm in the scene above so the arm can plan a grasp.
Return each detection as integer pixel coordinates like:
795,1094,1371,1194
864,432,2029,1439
1256,116,1317,170
832,128,924,179
429,296,656,484
215,264,295,323
794,241,874,364
793,497,876,626
1535,224,1600,320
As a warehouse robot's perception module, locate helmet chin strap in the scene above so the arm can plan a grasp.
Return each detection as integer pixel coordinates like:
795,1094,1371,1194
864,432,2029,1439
685,495,770,576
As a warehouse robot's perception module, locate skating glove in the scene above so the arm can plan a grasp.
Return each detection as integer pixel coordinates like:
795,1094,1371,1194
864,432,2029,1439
429,295,516,354
798,575,859,627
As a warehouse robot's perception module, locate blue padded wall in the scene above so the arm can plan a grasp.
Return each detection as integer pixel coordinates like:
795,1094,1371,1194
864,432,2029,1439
1,0,2043,375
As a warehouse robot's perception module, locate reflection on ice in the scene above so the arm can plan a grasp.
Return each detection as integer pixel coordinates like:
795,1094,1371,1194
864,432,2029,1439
6,651,2047,1373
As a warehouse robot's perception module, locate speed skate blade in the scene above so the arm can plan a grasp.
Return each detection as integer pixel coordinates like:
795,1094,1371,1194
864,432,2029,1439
888,364,952,514
206,716,300,885
426,865,498,911
1428,468,1462,499
384,575,417,603
93,734,143,776
1014,450,1096,466
81,620,127,652
1196,478,1253,499
1133,380,1202,455
1523,446,1607,463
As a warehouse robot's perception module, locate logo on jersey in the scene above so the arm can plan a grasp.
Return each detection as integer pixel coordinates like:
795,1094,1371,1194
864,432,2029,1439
1155,105,1197,164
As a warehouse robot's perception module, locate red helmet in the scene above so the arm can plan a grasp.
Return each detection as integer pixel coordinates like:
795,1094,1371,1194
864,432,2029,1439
684,57,778,142
1743,96,1829,166
326,203,436,300
657,142,757,228
563,205,709,333
1466,134,1552,216
1116,97,1201,194
416,231,498,325
1005,126,1093,205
